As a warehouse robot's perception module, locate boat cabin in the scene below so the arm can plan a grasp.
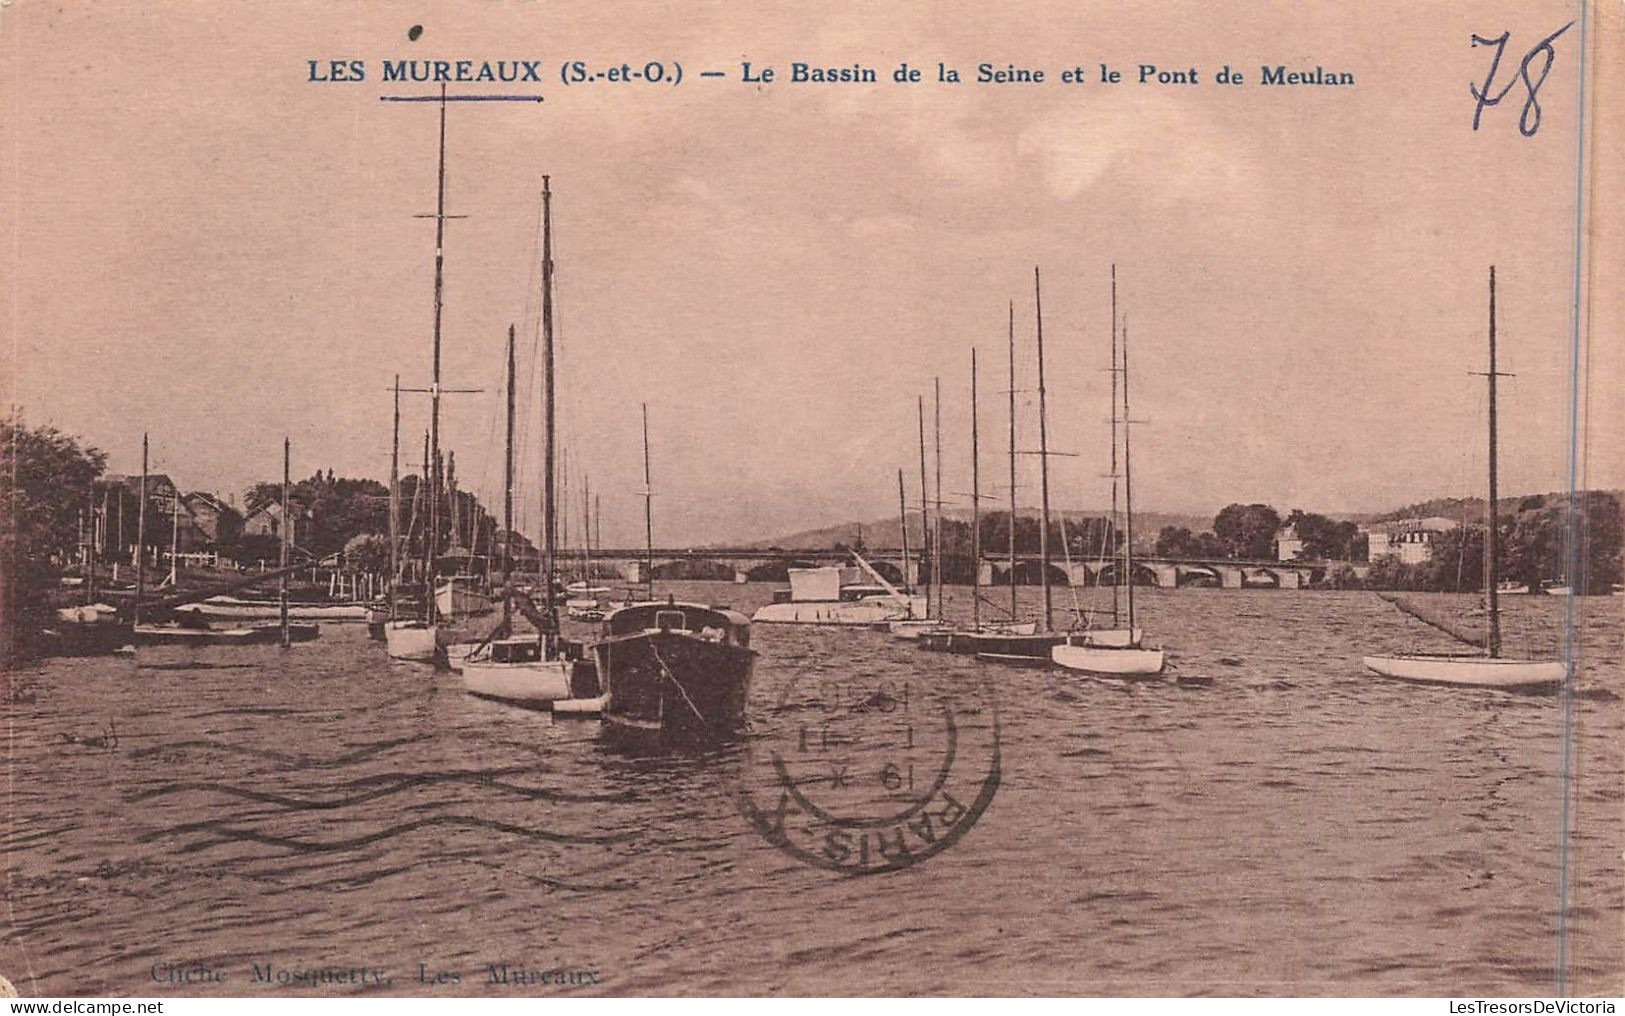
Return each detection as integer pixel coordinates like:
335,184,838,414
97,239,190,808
603,601,751,648
488,638,544,663
771,566,899,605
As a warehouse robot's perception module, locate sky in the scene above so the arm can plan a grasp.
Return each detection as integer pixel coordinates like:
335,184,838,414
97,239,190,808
5,0,1617,547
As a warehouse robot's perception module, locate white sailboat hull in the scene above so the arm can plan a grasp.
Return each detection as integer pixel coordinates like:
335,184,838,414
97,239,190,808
1052,643,1166,676
384,621,437,661
1074,626,1142,648
181,597,369,621
888,619,950,639
753,595,928,626
459,657,573,706
1362,654,1565,690
443,642,484,673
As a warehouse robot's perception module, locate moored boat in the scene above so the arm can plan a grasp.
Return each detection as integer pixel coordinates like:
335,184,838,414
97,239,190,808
1052,639,1165,676
752,565,926,626
1361,653,1563,690
177,596,369,621
459,636,586,707
1364,267,1564,692
384,619,437,661
133,620,320,646
593,600,755,740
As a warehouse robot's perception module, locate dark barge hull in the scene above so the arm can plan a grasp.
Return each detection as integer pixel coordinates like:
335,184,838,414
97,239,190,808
593,630,755,741
920,631,1065,658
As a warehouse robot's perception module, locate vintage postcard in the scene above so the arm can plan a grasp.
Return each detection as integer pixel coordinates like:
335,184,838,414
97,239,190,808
1,0,1620,1002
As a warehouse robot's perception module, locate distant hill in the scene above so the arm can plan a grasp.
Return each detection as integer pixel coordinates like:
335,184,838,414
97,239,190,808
729,491,1622,551
1375,490,1622,523
734,507,1211,550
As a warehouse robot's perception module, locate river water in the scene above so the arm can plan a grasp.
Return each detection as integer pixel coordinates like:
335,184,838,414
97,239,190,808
2,583,1620,996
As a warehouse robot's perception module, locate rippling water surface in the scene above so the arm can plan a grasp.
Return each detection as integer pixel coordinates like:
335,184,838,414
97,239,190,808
3,584,1621,996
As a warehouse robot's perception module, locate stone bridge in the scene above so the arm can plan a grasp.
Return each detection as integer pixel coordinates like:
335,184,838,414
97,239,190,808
568,548,1368,589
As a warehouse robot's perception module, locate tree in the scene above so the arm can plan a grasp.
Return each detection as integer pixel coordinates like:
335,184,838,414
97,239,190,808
1282,509,1362,561
2,418,108,660
1213,503,1282,560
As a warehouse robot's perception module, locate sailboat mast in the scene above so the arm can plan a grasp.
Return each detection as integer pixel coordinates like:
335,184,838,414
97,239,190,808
169,482,180,586
425,86,450,626
1122,319,1137,630
583,477,592,585
1109,264,1121,625
134,433,147,626
1486,265,1501,658
503,325,516,631
933,376,943,622
540,175,558,630
971,348,981,629
917,395,930,618
1008,301,1018,622
280,437,290,648
897,469,911,595
642,403,655,601
389,375,400,619
1034,267,1053,633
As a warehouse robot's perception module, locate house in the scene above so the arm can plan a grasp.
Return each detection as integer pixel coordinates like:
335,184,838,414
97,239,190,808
99,473,210,554
182,491,241,546
1274,524,1306,561
1363,516,1458,564
242,500,307,546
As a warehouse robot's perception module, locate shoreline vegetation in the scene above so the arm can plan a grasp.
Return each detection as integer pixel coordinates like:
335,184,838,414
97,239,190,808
3,416,1620,663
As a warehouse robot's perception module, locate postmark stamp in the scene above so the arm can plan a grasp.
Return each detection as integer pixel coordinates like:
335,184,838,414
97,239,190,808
736,670,1001,875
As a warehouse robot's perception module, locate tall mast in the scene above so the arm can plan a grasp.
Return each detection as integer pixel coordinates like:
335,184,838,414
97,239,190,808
897,469,911,595
425,85,450,626
134,433,147,626
280,437,290,648
540,175,558,632
1008,301,1018,622
503,325,516,631
389,375,400,620
642,403,655,601
1034,267,1053,633
593,493,601,586
582,477,592,586
933,376,943,622
970,348,981,629
1109,264,1121,625
1486,265,1501,658
169,482,180,586
917,395,930,618
1122,320,1137,631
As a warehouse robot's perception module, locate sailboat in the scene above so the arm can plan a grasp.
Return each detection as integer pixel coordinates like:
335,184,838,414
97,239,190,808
459,176,585,707
949,271,1067,662
908,345,1034,646
386,91,456,662
444,326,520,674
1053,299,1165,677
592,404,756,740
1363,266,1565,691
890,390,952,639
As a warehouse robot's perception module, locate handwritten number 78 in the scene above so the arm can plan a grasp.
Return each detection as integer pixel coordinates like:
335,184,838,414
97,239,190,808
1471,21,1574,136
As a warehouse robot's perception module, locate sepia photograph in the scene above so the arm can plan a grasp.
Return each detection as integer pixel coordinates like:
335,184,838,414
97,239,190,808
1,0,1620,1002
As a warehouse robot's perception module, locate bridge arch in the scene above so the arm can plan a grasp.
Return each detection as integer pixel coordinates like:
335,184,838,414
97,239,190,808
1175,564,1223,588
651,558,735,581
1240,567,1281,589
1003,560,1072,586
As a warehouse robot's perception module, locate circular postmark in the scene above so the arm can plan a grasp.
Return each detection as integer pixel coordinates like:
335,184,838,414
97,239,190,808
736,664,1000,875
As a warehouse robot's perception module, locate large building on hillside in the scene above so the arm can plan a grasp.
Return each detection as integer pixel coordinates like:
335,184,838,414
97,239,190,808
1362,516,1459,564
